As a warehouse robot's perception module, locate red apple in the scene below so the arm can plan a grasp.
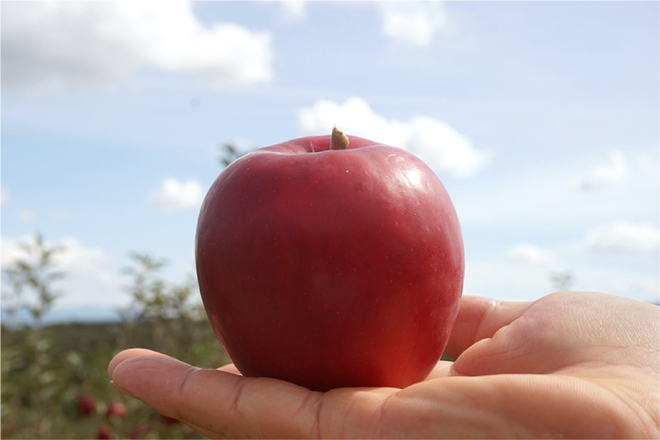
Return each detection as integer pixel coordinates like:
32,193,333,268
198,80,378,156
196,128,464,391
77,395,96,417
96,425,112,440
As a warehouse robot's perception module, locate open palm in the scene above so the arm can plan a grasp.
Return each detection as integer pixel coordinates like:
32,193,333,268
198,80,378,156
109,291,659,438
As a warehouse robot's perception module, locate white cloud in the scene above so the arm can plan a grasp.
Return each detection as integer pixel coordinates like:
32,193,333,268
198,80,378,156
463,259,554,301
2,1,273,94
405,117,489,177
297,97,488,177
576,266,659,304
585,221,660,255
150,177,204,213
581,149,628,191
1,235,25,269
1,234,122,309
55,237,107,272
2,234,104,272
379,1,447,46
280,0,306,21
505,243,556,265
632,150,660,178
464,257,659,304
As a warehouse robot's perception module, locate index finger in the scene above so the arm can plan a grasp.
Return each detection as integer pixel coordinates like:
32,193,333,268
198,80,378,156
444,295,532,359
108,349,389,438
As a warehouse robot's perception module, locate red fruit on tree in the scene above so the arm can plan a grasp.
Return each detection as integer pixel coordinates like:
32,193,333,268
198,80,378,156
96,425,112,439
77,395,96,417
196,128,464,391
105,402,127,419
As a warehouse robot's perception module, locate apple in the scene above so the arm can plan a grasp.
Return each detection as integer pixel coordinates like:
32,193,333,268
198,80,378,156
105,402,127,419
96,425,112,440
77,395,96,417
196,128,464,391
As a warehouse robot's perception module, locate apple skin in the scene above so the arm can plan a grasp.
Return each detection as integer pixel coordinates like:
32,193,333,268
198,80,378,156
195,134,464,391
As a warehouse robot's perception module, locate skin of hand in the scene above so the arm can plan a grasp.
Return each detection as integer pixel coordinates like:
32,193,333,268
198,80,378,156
108,291,659,438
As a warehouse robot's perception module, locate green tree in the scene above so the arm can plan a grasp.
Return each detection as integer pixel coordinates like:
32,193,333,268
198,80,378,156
2,233,66,437
120,253,226,367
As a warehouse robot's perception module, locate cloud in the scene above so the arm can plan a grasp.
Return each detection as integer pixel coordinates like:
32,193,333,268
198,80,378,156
279,0,306,21
1,234,122,309
2,1,273,94
1,234,104,272
379,1,447,46
585,221,660,255
0,235,25,269
581,149,628,191
149,177,204,213
55,237,107,272
465,257,659,304
297,97,488,177
505,243,556,265
463,259,554,301
575,266,659,304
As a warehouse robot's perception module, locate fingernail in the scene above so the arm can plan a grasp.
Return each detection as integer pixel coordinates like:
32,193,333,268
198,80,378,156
449,364,465,376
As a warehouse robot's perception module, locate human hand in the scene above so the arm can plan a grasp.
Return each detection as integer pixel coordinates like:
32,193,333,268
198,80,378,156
108,291,659,438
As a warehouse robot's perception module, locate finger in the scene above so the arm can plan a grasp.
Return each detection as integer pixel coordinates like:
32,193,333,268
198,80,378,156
444,296,533,359
109,350,242,436
108,348,173,379
423,361,454,380
109,349,221,437
109,350,388,438
181,420,221,439
218,363,241,375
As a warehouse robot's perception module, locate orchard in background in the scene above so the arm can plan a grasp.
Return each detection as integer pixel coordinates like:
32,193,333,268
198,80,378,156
1,234,228,439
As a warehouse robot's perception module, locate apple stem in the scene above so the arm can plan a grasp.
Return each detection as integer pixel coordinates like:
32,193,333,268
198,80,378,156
330,126,349,150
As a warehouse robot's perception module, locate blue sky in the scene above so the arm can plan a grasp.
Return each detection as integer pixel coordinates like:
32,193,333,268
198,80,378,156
2,1,659,322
